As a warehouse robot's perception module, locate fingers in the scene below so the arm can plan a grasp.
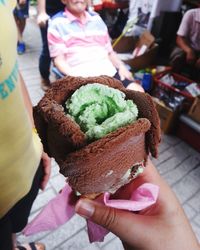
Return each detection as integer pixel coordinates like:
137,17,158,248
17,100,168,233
74,160,170,248
126,83,144,92
75,199,147,246
118,67,133,82
119,75,125,81
40,152,51,190
37,13,49,27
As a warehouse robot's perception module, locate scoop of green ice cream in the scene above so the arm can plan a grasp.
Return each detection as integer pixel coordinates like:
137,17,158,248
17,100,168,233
65,83,138,140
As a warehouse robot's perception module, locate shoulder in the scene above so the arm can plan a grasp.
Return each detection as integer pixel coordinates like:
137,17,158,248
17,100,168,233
182,8,197,22
87,10,99,16
192,8,200,21
185,8,199,15
87,10,107,26
87,10,103,21
51,11,66,21
49,11,71,29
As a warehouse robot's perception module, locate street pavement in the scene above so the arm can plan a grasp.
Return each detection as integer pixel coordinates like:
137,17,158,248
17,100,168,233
16,7,200,249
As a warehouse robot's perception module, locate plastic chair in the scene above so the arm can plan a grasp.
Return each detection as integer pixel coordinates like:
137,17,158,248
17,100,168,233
52,66,65,79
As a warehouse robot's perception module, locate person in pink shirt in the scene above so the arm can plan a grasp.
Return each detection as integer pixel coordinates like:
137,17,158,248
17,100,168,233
170,8,200,79
47,0,143,91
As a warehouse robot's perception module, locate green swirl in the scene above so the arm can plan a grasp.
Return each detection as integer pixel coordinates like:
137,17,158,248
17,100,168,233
65,83,138,140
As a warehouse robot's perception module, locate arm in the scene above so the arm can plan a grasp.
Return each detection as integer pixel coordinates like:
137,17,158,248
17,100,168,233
176,10,197,65
20,73,51,190
108,51,133,81
54,55,71,76
18,0,27,6
37,0,49,27
98,18,133,82
48,20,69,72
176,35,196,64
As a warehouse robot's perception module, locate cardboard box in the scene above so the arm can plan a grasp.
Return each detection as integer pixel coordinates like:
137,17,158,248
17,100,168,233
113,31,158,70
188,96,200,124
153,97,178,134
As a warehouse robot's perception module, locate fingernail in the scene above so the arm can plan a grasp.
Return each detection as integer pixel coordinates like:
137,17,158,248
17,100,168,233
75,199,95,219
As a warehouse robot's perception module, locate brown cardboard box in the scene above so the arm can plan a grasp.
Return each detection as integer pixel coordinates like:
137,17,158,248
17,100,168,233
153,97,178,134
135,31,155,48
188,96,200,124
113,31,158,70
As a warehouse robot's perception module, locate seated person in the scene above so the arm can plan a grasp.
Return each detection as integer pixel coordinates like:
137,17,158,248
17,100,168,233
169,8,200,79
47,0,143,91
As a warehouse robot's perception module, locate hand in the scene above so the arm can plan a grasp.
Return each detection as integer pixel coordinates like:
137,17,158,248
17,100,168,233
37,12,50,28
40,151,51,190
18,0,26,7
186,49,196,65
126,82,144,92
118,64,134,82
75,159,200,250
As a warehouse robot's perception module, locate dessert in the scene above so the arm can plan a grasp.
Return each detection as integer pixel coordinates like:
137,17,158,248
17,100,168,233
34,75,161,198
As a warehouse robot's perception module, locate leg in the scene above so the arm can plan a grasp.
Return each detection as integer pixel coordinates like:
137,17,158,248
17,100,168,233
14,15,26,54
13,1,29,54
169,46,186,72
15,242,45,250
10,164,44,233
14,16,26,43
0,215,13,250
39,25,51,86
8,163,44,249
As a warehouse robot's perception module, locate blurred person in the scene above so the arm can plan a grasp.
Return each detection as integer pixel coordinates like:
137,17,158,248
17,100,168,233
170,8,200,79
37,0,65,91
47,0,144,92
0,1,51,249
75,159,200,250
13,0,30,54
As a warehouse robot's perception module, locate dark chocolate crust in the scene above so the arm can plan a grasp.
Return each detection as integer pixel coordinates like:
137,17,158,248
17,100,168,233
34,75,161,195
63,118,150,195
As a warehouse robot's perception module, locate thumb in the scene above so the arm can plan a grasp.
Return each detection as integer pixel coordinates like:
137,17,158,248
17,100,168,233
75,198,147,245
120,74,125,81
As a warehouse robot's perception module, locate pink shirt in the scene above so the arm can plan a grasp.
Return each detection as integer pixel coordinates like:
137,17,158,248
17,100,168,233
177,8,200,51
48,9,116,77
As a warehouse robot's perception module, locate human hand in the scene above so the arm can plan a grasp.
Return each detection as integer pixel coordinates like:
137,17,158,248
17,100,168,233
186,49,196,65
37,12,50,28
126,82,144,92
40,151,51,190
118,64,134,82
18,0,26,7
75,159,200,250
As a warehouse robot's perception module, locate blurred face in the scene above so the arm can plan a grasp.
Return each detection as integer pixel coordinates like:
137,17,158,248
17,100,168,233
62,0,88,16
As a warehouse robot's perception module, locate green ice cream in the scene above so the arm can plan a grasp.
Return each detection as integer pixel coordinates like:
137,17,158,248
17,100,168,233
65,83,138,140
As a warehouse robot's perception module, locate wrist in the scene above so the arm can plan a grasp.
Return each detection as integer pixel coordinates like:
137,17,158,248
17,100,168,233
186,48,193,54
117,62,125,70
38,11,47,16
